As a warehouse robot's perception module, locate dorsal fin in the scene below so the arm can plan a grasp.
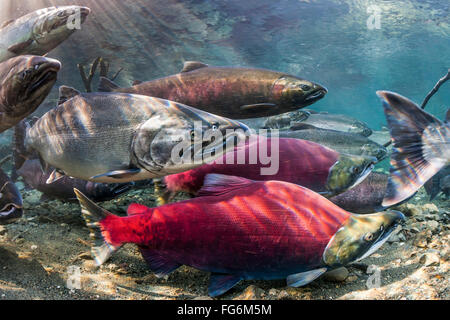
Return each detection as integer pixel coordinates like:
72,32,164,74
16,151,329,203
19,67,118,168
0,19,14,29
58,86,81,105
197,174,254,197
290,123,319,131
132,80,143,86
98,76,120,92
181,61,209,73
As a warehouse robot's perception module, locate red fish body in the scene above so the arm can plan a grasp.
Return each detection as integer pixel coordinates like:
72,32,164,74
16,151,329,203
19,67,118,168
92,175,350,293
164,137,339,196
77,174,405,296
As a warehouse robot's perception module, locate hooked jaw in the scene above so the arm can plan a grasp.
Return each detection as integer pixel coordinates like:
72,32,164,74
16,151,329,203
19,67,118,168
305,84,328,103
325,154,377,196
27,56,61,94
323,211,405,267
0,204,23,225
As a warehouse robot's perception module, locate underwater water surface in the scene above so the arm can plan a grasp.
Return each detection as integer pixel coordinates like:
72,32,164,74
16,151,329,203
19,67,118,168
1,0,448,128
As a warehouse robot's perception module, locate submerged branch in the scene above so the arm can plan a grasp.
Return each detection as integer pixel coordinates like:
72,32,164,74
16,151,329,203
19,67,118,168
78,57,101,92
421,69,450,109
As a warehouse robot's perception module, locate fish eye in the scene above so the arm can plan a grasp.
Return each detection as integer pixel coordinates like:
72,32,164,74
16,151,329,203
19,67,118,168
211,123,219,131
364,233,374,242
352,166,361,174
300,84,311,91
190,130,196,139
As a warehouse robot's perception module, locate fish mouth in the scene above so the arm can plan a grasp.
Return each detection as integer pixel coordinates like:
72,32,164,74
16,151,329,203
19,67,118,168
356,220,403,262
305,89,327,102
350,162,375,190
28,61,60,94
0,204,23,225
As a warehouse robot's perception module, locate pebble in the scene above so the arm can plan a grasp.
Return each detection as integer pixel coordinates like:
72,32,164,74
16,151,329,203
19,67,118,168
422,203,439,215
233,285,264,300
426,221,440,234
419,251,440,267
413,230,432,248
397,203,421,217
323,267,349,282
192,296,213,300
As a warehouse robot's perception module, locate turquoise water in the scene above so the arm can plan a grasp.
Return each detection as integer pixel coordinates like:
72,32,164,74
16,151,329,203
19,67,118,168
3,0,448,129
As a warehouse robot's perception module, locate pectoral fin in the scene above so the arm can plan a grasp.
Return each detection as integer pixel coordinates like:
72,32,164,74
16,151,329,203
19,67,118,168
90,168,141,180
286,268,327,287
208,274,242,297
46,170,65,184
240,103,276,112
8,39,33,54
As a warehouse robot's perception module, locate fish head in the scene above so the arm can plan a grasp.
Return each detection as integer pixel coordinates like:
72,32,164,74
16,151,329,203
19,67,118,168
0,55,60,127
132,103,250,174
325,154,377,196
0,178,23,225
361,142,388,162
30,6,90,52
323,211,405,267
349,121,373,137
273,76,327,108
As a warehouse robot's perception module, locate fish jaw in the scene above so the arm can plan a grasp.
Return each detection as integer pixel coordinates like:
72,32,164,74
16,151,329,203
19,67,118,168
323,211,405,267
0,174,23,225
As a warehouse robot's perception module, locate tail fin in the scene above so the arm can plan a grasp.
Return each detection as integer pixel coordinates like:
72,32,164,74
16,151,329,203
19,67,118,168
74,188,121,265
377,91,449,207
98,76,120,92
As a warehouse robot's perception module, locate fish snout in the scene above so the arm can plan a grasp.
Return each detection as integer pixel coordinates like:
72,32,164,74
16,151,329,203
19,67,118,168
30,56,62,72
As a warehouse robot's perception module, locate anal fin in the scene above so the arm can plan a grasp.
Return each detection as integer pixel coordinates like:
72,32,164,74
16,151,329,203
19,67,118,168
139,247,181,277
208,274,241,297
286,268,327,287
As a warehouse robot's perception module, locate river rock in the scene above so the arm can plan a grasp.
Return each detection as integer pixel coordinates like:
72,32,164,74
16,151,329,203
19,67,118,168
324,267,349,282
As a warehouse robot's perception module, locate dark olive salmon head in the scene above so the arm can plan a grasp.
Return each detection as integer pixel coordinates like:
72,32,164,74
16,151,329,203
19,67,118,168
0,6,90,62
323,211,405,267
325,153,377,196
0,55,60,132
0,169,23,225
133,100,250,175
272,76,328,110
